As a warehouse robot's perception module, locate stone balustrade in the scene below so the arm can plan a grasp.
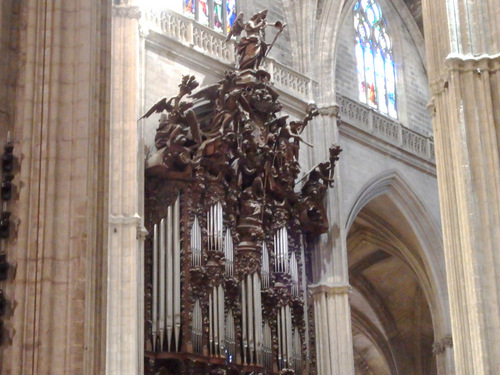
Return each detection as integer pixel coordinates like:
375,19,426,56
143,8,313,100
336,94,435,161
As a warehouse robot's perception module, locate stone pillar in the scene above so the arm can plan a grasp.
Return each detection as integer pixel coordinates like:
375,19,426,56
306,106,355,375
311,284,354,375
422,0,500,373
0,0,111,374
106,3,144,375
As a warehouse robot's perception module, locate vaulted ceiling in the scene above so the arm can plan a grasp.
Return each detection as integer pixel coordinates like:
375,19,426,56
347,196,437,375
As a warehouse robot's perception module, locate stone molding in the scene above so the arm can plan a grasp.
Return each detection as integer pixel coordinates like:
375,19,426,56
318,104,340,118
432,335,453,355
430,53,500,97
109,213,142,225
309,283,352,295
112,5,141,19
426,99,436,118
445,52,500,73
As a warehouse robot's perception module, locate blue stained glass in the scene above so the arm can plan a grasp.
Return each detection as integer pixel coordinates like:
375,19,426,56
366,6,376,24
185,0,195,18
355,42,366,102
364,45,377,107
354,0,396,117
385,58,396,117
375,51,387,113
226,0,236,33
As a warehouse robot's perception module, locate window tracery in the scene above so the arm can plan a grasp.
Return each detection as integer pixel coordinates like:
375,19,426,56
354,0,397,118
184,0,237,34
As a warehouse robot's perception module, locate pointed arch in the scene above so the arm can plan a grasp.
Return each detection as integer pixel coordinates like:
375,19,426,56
345,170,451,349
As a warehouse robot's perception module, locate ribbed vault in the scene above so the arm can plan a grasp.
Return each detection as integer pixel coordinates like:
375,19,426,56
347,177,440,375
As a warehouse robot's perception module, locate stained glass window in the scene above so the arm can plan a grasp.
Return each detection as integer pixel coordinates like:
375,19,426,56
226,0,236,33
198,0,209,26
354,0,397,118
183,0,237,35
184,0,195,18
213,0,223,32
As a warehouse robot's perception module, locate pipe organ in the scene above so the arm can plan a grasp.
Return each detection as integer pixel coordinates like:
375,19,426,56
143,10,341,375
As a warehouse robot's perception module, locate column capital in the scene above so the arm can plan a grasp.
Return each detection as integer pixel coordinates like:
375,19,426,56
445,52,500,73
309,282,352,295
109,213,142,226
112,5,141,19
318,104,340,118
432,335,453,355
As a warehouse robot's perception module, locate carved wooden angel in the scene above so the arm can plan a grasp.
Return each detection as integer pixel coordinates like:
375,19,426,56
226,10,286,70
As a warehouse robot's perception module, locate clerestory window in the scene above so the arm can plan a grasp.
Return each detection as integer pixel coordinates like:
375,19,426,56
184,0,237,34
354,0,397,118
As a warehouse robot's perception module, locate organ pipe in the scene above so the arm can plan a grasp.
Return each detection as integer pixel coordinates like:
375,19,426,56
208,285,226,356
254,273,263,365
292,327,302,375
290,252,299,297
159,218,166,351
274,227,289,273
193,299,203,354
173,197,181,350
191,216,202,267
225,310,236,363
247,274,254,363
262,243,270,289
152,224,158,351
207,202,224,252
151,198,181,353
241,279,248,364
263,321,273,371
218,284,225,355
166,205,173,351
224,229,233,277
286,305,293,369
149,202,312,373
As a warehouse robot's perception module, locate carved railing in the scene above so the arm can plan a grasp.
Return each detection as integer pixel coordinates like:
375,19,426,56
336,94,435,161
142,9,313,101
261,59,312,99
143,8,233,62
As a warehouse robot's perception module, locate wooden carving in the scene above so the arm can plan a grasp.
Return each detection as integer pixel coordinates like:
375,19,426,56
144,9,341,375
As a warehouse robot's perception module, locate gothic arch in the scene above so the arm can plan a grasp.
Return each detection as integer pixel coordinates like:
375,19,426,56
345,170,450,374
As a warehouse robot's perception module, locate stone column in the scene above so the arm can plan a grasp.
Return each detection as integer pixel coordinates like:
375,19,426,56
422,0,500,373
106,3,144,375
306,106,355,375
0,0,111,374
311,284,354,375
